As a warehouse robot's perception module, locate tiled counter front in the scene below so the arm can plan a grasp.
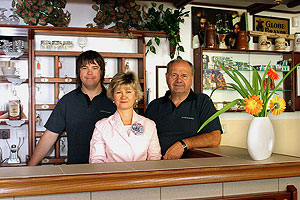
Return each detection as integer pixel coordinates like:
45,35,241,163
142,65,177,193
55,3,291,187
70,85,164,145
1,146,300,200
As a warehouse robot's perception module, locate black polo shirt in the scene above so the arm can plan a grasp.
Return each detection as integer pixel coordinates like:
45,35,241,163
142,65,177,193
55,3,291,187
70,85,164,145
45,87,116,164
145,89,222,156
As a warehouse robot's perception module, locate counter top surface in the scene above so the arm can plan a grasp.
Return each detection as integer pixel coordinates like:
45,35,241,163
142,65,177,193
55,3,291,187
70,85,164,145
1,146,300,197
1,146,299,179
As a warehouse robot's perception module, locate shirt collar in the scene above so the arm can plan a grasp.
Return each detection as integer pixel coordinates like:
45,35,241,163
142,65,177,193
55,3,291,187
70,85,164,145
162,89,196,104
75,86,107,97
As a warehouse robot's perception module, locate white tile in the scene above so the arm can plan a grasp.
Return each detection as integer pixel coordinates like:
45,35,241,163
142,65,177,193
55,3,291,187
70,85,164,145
0,198,13,200
92,187,160,200
279,177,300,200
15,192,90,200
224,179,278,196
161,183,222,200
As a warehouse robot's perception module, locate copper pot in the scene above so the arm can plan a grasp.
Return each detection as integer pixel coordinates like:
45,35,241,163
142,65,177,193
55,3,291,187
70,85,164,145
236,30,249,50
205,24,217,48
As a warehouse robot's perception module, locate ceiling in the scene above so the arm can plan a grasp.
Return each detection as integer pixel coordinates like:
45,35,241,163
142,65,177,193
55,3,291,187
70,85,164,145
172,0,300,14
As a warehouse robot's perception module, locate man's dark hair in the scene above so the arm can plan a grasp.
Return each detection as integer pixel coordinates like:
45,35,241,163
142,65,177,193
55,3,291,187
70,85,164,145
76,50,105,87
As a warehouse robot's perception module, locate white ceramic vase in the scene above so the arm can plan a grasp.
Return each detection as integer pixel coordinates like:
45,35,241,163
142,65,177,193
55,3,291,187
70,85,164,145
247,117,274,160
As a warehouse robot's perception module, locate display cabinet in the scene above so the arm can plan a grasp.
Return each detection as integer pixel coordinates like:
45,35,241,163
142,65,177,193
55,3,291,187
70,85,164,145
29,28,147,165
193,48,297,112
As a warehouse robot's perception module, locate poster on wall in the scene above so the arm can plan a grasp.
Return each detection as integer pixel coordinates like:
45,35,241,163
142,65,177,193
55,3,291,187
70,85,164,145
253,15,290,43
191,7,247,49
253,15,290,34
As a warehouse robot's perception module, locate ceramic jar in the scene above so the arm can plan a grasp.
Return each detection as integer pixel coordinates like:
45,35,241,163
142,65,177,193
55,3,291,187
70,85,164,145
236,30,249,50
294,33,300,52
275,37,288,51
205,24,217,48
258,35,271,51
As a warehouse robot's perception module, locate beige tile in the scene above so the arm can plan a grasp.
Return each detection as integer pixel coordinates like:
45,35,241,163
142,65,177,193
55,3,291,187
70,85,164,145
0,198,13,200
161,183,222,200
59,163,134,175
122,159,197,171
92,187,160,200
183,157,252,167
224,179,278,196
0,165,63,178
279,177,300,200
15,192,90,200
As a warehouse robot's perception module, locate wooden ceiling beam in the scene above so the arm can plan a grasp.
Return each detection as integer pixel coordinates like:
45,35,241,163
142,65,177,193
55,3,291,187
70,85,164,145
173,0,192,8
247,3,278,15
287,0,300,8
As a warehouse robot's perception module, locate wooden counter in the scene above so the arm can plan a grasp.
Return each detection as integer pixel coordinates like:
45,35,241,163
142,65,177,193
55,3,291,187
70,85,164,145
0,146,300,198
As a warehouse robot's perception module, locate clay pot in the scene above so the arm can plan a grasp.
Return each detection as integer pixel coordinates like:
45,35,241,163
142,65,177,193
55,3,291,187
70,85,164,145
205,24,217,48
236,30,249,50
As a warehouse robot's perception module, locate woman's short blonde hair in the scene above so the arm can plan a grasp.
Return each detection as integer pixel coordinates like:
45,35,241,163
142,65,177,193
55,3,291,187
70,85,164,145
107,71,143,102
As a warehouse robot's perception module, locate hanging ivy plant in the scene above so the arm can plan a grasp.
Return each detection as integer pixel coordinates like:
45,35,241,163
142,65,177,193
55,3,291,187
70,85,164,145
87,1,189,58
142,3,189,59
13,0,71,27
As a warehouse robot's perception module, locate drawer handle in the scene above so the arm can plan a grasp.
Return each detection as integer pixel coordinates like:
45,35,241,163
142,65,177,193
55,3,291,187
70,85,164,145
64,78,72,83
41,78,48,82
41,104,49,109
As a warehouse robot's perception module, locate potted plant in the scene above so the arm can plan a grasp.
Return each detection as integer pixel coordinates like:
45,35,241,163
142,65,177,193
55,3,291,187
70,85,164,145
142,3,189,59
13,0,70,27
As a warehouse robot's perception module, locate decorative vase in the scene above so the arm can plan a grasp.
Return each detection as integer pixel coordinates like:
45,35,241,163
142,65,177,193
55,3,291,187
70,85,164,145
247,117,274,160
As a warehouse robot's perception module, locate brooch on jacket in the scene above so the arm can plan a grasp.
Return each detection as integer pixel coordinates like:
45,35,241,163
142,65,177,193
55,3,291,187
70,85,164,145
131,122,144,135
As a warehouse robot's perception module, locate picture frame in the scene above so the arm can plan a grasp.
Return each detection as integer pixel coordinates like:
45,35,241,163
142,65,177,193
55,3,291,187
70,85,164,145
253,15,290,43
253,15,290,34
191,7,247,49
156,66,168,98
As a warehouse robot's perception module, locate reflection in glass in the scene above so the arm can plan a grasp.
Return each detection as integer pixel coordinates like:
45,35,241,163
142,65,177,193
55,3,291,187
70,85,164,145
0,8,9,24
8,8,20,25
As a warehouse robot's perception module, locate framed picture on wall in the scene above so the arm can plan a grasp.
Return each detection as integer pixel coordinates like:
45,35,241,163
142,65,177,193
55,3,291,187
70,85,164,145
156,66,168,98
191,7,247,49
253,15,290,43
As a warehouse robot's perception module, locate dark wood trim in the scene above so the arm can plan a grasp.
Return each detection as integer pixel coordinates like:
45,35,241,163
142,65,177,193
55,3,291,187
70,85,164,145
174,0,192,8
0,161,300,198
293,52,300,111
189,2,300,14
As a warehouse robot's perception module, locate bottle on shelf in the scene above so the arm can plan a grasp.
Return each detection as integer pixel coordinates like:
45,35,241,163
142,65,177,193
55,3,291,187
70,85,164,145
8,89,21,120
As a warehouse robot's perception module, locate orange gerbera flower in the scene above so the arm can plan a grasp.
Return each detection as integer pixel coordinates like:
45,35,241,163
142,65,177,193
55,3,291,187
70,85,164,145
244,95,263,115
267,68,279,80
269,96,286,116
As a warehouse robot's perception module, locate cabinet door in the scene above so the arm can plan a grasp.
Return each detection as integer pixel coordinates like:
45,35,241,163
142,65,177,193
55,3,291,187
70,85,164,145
194,48,294,112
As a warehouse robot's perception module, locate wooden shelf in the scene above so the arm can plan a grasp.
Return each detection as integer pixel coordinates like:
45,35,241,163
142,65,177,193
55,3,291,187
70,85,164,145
35,51,144,58
249,31,295,40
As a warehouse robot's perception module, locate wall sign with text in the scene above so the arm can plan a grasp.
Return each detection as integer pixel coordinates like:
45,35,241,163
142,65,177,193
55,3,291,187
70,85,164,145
253,15,290,34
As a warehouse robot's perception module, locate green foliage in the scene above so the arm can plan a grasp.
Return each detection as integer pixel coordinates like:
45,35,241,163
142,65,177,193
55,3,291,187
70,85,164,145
142,3,189,59
88,1,189,58
90,0,144,37
13,0,70,27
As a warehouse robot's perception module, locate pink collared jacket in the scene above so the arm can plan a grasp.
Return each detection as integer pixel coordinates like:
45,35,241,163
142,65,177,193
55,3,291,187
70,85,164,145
89,111,161,163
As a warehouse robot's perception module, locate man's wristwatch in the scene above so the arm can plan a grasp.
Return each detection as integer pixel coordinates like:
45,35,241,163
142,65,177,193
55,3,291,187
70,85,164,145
179,140,188,151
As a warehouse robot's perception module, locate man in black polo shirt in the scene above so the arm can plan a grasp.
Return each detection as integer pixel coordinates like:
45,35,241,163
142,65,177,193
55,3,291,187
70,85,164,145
28,50,116,165
145,59,221,160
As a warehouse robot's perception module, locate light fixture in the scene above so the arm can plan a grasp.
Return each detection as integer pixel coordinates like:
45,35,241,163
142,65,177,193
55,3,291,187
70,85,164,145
273,0,282,4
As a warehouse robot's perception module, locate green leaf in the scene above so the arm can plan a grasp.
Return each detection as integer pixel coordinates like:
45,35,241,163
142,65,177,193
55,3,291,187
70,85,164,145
197,99,241,133
231,68,254,95
154,37,160,46
158,4,163,11
177,45,184,52
146,39,152,46
150,45,156,54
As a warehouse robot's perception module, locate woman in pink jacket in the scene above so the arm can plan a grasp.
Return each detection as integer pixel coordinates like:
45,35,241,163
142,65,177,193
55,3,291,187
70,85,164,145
89,71,161,163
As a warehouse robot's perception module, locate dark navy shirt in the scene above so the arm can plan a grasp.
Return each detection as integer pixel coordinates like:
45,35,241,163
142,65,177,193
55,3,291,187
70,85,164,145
45,87,116,164
145,89,222,156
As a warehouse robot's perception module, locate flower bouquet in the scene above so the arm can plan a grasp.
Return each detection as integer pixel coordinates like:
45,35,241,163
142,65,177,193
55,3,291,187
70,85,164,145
198,61,300,133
